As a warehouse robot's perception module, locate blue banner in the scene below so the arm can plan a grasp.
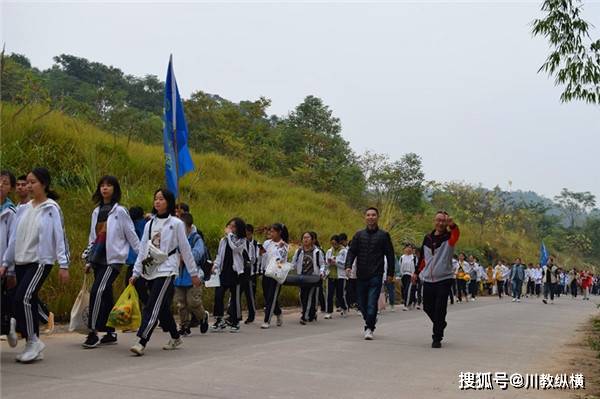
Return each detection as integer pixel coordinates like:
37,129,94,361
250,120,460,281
164,55,195,198
539,241,549,266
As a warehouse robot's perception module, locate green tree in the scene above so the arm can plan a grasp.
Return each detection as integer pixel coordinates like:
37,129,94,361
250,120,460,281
584,216,600,259
565,232,592,254
283,96,365,202
532,0,600,103
553,188,596,228
437,183,508,235
359,151,425,212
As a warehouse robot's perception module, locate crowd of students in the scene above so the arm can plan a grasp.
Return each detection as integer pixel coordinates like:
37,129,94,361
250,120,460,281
0,169,597,363
446,255,598,304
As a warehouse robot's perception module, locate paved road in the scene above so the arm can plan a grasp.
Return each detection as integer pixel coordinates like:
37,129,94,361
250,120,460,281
1,295,598,399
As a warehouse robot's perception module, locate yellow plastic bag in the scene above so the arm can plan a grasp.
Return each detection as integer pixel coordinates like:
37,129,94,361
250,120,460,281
106,284,141,331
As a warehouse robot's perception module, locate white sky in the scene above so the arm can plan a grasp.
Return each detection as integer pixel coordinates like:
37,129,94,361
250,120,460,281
2,1,599,200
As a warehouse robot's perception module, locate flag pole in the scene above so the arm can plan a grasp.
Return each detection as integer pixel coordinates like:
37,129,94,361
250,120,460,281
170,54,179,200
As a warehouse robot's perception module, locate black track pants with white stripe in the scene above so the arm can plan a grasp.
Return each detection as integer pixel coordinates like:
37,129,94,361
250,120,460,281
88,264,120,333
263,276,281,324
239,273,256,321
300,286,317,321
137,276,178,346
213,285,241,324
14,263,53,340
335,279,349,311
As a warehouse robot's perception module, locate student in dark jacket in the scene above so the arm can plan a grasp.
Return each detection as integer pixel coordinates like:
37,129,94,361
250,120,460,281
211,217,247,333
240,224,259,324
344,207,395,340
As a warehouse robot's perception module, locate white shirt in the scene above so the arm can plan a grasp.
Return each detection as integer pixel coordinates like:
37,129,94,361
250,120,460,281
501,264,511,280
14,201,45,264
149,217,171,278
400,254,416,276
476,264,486,281
261,239,290,272
150,217,166,247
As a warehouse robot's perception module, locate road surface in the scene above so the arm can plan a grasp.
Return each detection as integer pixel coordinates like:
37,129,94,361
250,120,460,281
1,295,597,399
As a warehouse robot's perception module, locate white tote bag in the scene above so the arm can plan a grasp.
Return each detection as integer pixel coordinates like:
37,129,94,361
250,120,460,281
69,275,90,334
205,272,221,288
264,257,293,285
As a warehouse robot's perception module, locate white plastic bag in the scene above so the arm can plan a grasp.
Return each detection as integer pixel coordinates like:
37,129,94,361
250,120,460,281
141,240,169,278
69,275,90,334
264,257,293,285
205,272,221,288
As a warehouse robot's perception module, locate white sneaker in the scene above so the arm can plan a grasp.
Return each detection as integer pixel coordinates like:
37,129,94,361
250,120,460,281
390,305,395,312
163,337,183,350
276,314,283,327
324,313,332,319
402,305,408,311
512,298,516,302
16,351,44,362
130,343,145,356
517,299,521,303
260,322,270,329
364,329,374,340
7,318,18,348
19,340,46,363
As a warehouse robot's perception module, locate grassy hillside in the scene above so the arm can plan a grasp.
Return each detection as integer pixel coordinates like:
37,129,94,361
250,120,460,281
1,103,363,317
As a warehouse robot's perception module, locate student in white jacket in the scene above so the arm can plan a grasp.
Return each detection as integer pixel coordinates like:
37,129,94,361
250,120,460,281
293,232,326,324
129,189,200,356
260,223,289,329
0,171,18,347
324,236,349,319
1,168,70,363
82,176,140,349
211,217,247,333
399,244,417,310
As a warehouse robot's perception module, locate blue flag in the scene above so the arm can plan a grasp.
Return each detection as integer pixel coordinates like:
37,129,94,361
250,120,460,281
539,242,549,266
163,55,195,198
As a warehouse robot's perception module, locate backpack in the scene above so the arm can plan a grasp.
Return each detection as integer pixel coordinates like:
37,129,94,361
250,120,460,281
190,230,213,281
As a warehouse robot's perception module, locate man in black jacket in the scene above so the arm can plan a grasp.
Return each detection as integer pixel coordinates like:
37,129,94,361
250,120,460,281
345,207,395,340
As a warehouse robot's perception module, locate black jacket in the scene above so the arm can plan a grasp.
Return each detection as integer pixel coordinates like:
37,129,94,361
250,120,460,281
345,227,395,281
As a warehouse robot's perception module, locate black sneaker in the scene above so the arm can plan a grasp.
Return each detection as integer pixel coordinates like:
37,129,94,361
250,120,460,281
178,327,191,337
99,333,118,345
226,320,240,333
82,332,99,349
432,341,442,348
200,311,210,334
210,319,226,332
244,318,255,325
